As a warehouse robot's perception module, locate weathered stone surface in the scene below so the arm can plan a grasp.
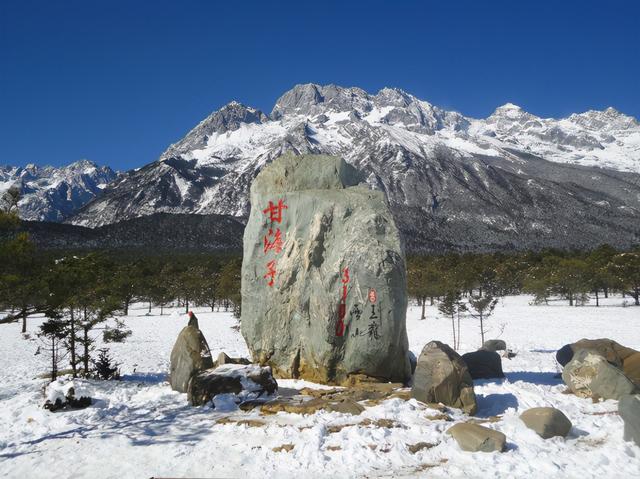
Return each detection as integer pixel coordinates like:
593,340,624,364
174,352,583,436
520,407,572,439
447,423,506,452
481,339,507,352
619,394,640,447
622,352,640,385
411,341,477,415
240,154,411,385
169,312,214,393
462,350,505,380
562,350,638,400
556,338,638,368
187,364,277,407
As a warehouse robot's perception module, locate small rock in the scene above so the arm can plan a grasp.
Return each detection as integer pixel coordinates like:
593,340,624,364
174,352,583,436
447,423,506,452
481,339,506,352
462,350,505,380
520,407,572,439
619,394,640,447
214,352,251,368
411,341,477,415
407,442,438,454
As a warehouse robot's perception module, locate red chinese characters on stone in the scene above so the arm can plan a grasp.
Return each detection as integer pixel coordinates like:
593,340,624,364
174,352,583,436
263,228,284,254
261,199,288,287
336,267,350,336
263,260,277,287
262,199,288,224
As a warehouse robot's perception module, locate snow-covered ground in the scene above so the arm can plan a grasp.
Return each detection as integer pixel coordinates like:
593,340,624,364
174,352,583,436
1,295,639,478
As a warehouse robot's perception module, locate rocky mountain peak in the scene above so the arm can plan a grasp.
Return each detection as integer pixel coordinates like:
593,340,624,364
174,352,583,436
568,107,640,132
161,101,268,160
271,83,372,119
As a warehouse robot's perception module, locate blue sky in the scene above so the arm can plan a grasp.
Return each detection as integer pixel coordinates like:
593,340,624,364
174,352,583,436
1,0,638,171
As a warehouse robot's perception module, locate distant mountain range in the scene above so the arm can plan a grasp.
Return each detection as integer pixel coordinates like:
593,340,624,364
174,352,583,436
0,160,117,222
3,84,640,252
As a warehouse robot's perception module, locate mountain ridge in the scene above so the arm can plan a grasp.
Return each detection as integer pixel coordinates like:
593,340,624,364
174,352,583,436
4,83,640,253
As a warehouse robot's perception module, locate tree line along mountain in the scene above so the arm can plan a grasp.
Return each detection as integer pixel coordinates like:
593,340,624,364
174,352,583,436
2,83,640,253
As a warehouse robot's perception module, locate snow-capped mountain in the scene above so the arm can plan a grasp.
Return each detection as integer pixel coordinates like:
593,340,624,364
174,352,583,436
0,160,117,222
65,84,640,251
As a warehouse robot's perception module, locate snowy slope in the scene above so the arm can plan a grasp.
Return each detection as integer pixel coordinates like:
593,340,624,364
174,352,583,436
68,84,640,252
1,295,640,478
0,160,117,222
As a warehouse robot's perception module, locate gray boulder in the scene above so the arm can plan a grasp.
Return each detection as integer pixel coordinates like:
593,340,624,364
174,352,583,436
462,350,505,380
188,364,278,407
481,339,507,352
240,154,411,385
520,407,572,439
447,423,506,452
562,349,638,400
619,394,640,447
169,312,214,393
411,341,477,415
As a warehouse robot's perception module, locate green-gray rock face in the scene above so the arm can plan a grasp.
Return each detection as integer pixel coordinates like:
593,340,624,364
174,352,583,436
447,423,506,452
169,313,214,393
520,407,572,439
562,349,639,400
240,154,411,385
411,341,477,415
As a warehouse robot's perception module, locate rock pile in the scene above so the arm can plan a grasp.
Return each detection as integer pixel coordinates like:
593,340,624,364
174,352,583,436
557,338,639,400
169,312,278,407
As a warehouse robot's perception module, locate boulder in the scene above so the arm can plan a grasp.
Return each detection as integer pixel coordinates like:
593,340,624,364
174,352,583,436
169,312,214,393
481,339,507,352
519,407,572,439
462,350,505,380
411,341,477,415
556,338,637,369
622,352,640,385
188,364,278,407
619,394,640,447
447,423,506,452
562,350,638,400
240,154,411,385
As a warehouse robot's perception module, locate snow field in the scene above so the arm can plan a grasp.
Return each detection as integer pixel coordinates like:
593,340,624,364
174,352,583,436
1,295,639,478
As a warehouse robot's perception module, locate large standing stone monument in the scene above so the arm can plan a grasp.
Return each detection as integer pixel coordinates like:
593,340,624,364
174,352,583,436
241,153,411,385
